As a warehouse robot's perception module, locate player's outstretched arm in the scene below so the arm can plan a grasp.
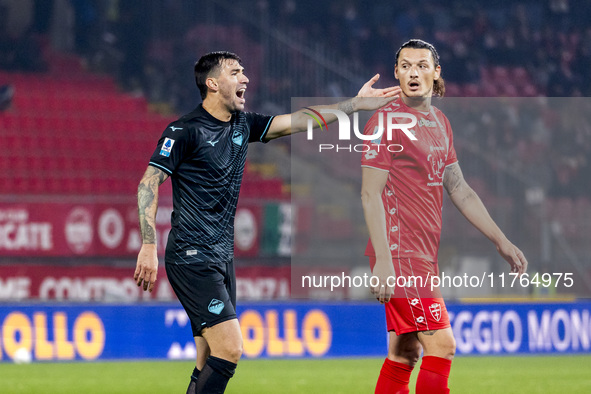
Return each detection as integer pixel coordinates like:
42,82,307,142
264,74,401,140
134,165,169,292
361,167,396,303
443,162,528,275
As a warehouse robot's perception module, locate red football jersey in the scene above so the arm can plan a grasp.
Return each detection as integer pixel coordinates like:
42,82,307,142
361,98,458,262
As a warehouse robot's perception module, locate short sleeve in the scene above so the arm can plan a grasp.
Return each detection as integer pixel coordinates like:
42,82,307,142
360,111,395,171
148,122,193,175
444,116,458,166
245,112,275,143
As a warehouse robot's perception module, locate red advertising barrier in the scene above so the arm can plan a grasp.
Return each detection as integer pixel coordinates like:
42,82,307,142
0,202,264,258
0,264,290,302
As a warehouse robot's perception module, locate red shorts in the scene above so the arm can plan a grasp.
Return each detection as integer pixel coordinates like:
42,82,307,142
369,257,451,335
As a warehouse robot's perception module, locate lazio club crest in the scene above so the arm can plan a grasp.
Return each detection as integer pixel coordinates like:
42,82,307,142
232,130,243,146
208,299,225,315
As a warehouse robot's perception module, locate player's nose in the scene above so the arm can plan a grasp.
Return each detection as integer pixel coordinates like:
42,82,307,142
241,73,249,84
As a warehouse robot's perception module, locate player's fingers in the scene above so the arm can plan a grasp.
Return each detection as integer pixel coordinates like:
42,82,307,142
504,247,521,273
372,284,379,297
362,74,380,92
385,282,395,303
149,271,158,293
522,256,529,273
382,91,400,98
380,283,390,304
381,86,401,96
375,284,382,302
136,266,145,286
370,274,380,295
133,265,140,281
511,252,523,273
143,270,152,291
382,85,399,92
367,73,380,86
520,254,529,274
378,286,385,304
380,86,397,93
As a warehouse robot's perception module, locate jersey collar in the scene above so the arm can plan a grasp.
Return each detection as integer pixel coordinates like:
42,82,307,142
194,104,233,126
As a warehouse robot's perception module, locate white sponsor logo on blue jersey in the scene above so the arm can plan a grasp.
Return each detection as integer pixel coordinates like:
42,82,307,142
160,138,175,157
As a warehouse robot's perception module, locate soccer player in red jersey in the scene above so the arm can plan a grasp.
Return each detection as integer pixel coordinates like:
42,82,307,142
361,39,529,393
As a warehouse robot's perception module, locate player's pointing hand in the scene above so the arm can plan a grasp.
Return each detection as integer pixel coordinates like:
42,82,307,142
355,74,401,111
357,74,401,98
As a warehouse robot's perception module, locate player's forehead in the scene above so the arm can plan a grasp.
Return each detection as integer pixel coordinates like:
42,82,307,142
397,48,434,65
219,58,243,73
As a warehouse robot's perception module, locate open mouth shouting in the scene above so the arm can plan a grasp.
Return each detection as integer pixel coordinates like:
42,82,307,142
236,87,246,104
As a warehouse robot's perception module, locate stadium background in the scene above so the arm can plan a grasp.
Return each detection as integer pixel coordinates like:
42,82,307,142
1,0,590,392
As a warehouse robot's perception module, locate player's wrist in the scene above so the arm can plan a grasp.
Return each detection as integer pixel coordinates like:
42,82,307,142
374,252,392,262
492,234,509,249
350,97,360,112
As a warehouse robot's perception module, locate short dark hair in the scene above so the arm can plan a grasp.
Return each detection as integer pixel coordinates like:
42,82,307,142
395,39,445,97
194,51,242,100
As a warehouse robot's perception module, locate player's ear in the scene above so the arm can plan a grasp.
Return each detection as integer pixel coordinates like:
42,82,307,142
206,77,218,92
394,65,399,80
434,65,441,81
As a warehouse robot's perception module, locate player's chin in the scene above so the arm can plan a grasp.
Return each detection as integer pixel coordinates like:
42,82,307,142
404,90,427,98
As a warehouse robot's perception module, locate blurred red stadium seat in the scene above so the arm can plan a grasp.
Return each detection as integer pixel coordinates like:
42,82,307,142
0,56,285,198
445,83,461,97
492,66,509,81
500,84,518,97
463,84,480,97
522,84,539,97
482,82,499,97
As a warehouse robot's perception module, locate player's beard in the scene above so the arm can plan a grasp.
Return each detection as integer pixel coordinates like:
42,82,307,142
403,94,432,109
221,91,244,113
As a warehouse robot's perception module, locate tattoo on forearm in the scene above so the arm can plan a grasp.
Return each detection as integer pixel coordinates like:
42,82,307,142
444,163,479,211
338,99,354,114
138,183,156,243
137,167,167,244
459,189,476,206
443,163,463,195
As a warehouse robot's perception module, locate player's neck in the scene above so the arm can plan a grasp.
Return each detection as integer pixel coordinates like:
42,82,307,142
401,95,431,112
202,98,232,122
